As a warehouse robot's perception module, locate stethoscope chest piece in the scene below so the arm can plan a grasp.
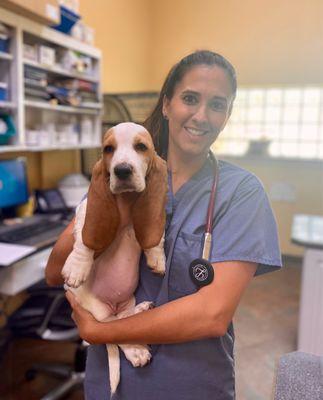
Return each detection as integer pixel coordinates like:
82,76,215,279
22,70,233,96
189,258,214,287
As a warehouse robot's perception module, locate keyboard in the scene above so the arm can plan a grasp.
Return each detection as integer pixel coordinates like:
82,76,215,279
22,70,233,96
0,215,68,248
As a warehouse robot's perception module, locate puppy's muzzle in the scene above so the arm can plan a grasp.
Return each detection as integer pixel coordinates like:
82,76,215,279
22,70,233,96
114,163,133,181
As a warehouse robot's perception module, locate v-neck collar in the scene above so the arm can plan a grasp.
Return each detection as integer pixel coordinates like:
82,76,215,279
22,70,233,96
166,157,213,223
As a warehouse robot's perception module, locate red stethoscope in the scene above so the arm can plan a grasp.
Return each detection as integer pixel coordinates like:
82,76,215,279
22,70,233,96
189,151,219,288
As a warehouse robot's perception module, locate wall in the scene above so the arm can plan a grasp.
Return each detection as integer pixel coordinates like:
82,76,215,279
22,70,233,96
78,0,323,91
80,0,152,92
221,156,323,257
149,0,323,88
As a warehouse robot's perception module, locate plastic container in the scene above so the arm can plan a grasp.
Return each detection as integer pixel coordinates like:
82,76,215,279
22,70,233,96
52,5,80,35
247,139,271,156
58,173,90,208
0,82,8,101
0,23,9,53
0,115,16,145
0,33,9,52
80,117,93,144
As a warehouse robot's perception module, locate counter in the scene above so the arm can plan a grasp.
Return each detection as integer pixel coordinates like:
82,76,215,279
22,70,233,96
291,214,323,356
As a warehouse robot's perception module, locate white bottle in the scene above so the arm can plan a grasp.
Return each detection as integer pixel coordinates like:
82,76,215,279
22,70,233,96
80,117,92,144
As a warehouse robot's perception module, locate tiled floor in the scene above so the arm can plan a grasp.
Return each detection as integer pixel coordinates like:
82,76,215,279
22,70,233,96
0,258,301,399
235,257,301,400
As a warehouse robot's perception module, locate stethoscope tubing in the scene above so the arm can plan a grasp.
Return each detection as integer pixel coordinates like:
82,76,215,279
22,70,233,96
206,152,219,233
190,151,218,287
201,151,219,260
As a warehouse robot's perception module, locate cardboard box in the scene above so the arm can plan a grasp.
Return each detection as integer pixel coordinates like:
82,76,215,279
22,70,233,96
0,0,60,25
38,44,56,66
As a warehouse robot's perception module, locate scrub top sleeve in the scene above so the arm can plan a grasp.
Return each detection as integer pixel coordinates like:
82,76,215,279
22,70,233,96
210,179,282,276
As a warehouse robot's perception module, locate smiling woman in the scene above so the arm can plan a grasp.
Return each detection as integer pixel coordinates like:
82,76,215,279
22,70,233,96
163,65,233,170
46,50,282,400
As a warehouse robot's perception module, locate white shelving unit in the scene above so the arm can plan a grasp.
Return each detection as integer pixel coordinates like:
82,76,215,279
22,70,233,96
0,7,102,152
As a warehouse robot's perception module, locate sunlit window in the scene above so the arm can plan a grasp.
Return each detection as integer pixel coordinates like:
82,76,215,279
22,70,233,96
213,87,323,159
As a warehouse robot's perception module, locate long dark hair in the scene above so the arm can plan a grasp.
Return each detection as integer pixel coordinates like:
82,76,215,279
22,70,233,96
144,50,237,159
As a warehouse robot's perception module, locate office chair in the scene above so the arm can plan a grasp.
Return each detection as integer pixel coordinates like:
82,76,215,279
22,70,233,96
8,280,87,400
274,351,323,400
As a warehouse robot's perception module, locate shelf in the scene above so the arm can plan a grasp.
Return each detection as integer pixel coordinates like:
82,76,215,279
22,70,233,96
0,143,101,152
26,143,102,151
79,102,103,109
0,101,16,109
23,59,99,83
0,51,13,61
0,7,102,155
24,100,101,115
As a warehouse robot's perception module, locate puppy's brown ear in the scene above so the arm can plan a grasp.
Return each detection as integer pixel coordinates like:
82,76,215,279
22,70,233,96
82,159,120,251
132,154,168,249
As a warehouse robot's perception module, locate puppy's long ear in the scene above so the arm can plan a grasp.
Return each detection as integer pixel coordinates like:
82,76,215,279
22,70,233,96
82,159,120,251
132,154,168,249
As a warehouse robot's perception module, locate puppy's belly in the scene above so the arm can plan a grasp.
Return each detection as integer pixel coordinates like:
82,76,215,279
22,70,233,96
87,226,141,310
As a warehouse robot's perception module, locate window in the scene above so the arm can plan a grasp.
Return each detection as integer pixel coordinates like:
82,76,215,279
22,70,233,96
213,87,323,159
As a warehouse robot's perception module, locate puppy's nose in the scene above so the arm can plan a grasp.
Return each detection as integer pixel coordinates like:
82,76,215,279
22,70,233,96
114,163,133,180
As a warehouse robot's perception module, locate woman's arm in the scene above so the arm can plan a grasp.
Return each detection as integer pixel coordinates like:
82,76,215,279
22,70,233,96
66,260,257,344
45,218,75,286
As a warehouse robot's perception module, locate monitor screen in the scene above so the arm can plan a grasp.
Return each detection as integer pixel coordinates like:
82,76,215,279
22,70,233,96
0,158,29,209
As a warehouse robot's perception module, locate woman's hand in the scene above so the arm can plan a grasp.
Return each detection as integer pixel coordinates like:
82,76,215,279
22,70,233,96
66,291,101,343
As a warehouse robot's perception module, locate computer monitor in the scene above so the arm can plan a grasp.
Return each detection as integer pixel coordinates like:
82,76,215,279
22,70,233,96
0,158,29,210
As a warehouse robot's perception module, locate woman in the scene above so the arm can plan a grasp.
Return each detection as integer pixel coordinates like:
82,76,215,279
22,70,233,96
46,50,282,399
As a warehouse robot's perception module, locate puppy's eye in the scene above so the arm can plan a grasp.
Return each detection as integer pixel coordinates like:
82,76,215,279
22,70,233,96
134,142,148,152
104,145,114,154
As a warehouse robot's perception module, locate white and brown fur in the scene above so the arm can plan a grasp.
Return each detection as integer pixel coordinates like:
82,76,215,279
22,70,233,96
61,122,168,395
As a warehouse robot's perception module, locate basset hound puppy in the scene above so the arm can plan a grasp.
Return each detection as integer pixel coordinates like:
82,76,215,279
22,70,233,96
62,122,168,395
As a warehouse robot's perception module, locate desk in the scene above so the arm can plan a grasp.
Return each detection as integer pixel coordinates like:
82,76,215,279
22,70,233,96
0,247,52,295
291,214,323,356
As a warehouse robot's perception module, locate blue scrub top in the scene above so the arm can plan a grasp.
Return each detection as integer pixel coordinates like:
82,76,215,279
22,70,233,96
84,158,282,400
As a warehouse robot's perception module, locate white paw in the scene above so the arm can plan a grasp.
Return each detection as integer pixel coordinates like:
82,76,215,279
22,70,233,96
121,344,151,367
134,301,154,314
62,253,92,288
144,248,166,275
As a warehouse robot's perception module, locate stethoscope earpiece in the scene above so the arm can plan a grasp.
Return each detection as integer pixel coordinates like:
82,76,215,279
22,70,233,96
189,258,214,287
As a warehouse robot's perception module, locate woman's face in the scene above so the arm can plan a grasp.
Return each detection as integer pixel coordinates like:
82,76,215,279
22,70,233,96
163,64,234,159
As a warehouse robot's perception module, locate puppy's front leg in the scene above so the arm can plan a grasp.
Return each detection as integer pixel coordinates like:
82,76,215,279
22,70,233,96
144,232,166,275
62,199,95,288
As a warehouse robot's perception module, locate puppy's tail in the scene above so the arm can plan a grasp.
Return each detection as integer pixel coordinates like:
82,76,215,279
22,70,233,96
107,344,120,397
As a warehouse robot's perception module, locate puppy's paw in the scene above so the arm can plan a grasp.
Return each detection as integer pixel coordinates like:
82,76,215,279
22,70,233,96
62,254,92,288
144,248,166,275
134,301,154,314
121,344,151,367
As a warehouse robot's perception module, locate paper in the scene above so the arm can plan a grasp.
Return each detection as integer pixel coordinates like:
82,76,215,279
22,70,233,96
0,243,36,266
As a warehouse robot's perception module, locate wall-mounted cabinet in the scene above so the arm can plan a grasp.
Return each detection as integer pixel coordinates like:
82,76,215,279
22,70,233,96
0,6,102,153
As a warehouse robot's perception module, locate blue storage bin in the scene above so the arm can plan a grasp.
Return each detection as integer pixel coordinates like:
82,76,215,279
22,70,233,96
0,34,9,53
0,115,16,145
0,83,8,101
52,6,80,35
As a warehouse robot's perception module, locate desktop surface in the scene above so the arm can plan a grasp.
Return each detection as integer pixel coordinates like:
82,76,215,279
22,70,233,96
0,246,53,295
